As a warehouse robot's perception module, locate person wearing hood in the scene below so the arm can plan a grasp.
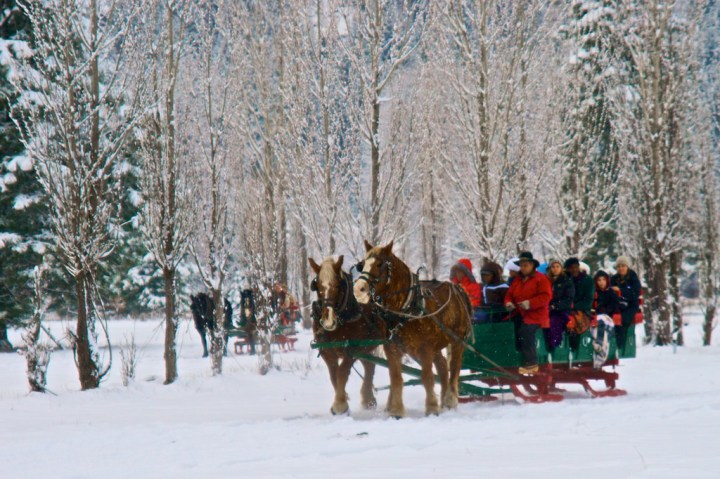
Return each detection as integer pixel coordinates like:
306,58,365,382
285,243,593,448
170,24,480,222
504,252,552,375
451,258,483,320
475,261,509,323
611,256,642,350
593,270,620,319
565,257,595,349
545,259,574,350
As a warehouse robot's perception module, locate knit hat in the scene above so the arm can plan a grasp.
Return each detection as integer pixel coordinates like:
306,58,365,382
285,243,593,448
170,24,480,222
594,270,610,281
505,258,520,273
615,256,632,268
548,259,562,268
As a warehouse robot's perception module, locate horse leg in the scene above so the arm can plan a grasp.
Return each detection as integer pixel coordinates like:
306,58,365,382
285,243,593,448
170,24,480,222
331,356,353,415
433,349,450,409
359,359,377,409
419,348,440,416
384,343,406,418
200,328,209,358
444,342,464,409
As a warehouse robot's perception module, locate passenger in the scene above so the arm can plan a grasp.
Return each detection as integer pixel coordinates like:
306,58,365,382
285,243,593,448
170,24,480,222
504,252,552,375
565,257,595,348
476,261,509,323
451,258,483,321
545,259,574,350
593,270,620,318
611,256,642,350
504,258,521,285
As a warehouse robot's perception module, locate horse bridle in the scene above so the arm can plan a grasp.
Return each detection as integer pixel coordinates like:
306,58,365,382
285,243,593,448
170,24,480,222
356,256,420,311
355,257,393,301
311,272,355,320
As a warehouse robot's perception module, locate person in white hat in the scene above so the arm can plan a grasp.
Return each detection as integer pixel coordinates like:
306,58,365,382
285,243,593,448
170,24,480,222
504,257,521,286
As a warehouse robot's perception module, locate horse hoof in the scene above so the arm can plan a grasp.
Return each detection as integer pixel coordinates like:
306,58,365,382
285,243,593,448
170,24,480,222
425,405,441,416
362,398,378,410
202,353,209,358
331,404,350,416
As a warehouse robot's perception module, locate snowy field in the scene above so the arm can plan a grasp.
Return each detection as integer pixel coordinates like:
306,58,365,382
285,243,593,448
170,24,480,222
1,311,719,479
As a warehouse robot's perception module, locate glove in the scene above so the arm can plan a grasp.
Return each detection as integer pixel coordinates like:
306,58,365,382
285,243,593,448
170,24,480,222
519,300,531,310
505,302,515,311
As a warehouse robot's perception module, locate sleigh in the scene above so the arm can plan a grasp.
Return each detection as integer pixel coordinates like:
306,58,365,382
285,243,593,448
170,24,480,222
312,321,635,404
457,322,636,403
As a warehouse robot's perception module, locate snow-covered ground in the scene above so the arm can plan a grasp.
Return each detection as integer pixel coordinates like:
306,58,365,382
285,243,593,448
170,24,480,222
1,311,719,479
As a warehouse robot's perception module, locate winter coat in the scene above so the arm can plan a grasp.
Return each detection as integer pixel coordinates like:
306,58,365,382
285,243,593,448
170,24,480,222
504,271,552,328
571,272,595,317
611,269,642,324
593,287,620,317
479,261,509,321
547,273,574,313
451,259,482,308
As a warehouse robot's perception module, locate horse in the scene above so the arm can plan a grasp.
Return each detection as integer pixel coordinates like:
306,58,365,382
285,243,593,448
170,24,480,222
309,255,388,415
353,240,473,417
190,293,233,358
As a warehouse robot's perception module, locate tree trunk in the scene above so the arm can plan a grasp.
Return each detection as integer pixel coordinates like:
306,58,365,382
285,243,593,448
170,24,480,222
298,226,311,330
211,286,224,375
163,266,178,384
75,273,99,390
648,261,672,346
669,251,683,346
370,95,381,244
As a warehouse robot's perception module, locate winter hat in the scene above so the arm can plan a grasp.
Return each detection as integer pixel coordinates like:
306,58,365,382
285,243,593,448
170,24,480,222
480,261,504,284
594,270,610,281
615,256,632,268
458,258,473,271
564,257,580,269
548,259,563,268
505,258,521,273
580,261,591,275
515,251,540,268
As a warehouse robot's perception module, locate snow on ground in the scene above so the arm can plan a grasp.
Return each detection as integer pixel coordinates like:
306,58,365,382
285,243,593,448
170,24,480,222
1,311,719,479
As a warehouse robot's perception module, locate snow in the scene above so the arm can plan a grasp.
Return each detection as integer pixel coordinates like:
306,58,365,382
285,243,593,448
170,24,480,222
0,312,719,478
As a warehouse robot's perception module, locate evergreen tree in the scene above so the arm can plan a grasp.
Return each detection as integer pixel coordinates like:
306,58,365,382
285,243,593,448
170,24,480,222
0,1,47,349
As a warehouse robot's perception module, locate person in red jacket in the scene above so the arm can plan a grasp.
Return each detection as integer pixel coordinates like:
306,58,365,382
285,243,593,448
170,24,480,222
504,251,552,375
451,258,482,320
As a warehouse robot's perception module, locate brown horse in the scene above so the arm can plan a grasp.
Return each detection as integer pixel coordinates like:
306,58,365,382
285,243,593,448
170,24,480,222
353,240,472,417
309,255,388,415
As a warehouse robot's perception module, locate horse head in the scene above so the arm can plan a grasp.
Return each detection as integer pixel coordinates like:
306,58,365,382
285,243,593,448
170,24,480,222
309,255,351,332
353,240,401,305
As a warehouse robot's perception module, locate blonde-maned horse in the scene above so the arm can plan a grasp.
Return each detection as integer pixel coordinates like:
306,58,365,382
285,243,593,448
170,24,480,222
354,241,472,417
309,255,388,415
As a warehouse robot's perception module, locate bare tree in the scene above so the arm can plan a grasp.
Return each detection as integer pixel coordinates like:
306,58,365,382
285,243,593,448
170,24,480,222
13,0,143,389
438,0,560,260
136,0,194,384
338,0,428,244
186,0,239,375
614,1,703,345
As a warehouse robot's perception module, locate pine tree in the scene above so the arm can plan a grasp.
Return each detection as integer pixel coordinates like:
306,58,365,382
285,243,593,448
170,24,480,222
0,1,47,349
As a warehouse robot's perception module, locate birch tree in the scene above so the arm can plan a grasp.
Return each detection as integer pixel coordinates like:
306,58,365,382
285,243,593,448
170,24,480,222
13,0,143,389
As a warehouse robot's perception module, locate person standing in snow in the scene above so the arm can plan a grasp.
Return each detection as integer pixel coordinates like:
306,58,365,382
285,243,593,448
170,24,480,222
545,259,574,350
475,261,509,323
504,252,552,375
451,258,483,321
611,256,642,350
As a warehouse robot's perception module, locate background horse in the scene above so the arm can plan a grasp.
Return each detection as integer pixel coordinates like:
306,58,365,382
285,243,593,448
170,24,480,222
190,293,233,358
309,255,387,415
353,240,472,417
